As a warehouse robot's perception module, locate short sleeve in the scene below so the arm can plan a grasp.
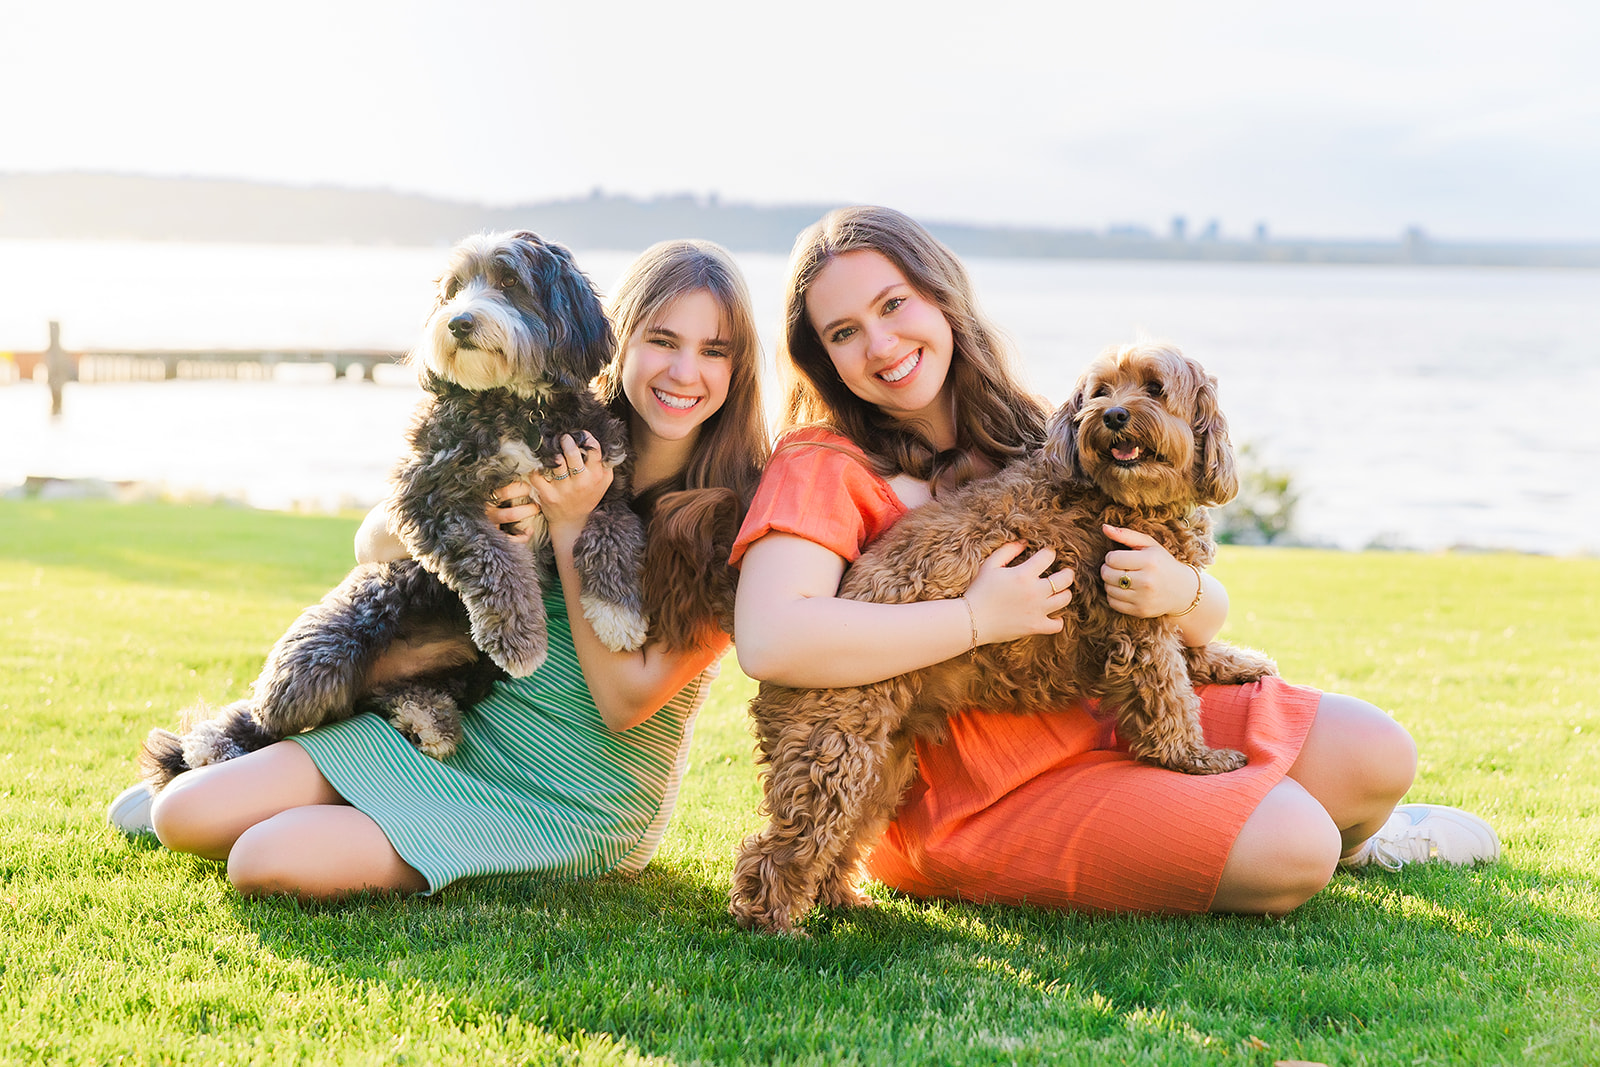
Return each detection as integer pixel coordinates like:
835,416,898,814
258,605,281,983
730,429,908,567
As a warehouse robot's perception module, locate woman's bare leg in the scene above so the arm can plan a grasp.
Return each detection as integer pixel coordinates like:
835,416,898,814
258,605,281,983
1285,692,1418,856
151,741,427,899
1210,777,1342,913
151,741,344,859
227,806,429,900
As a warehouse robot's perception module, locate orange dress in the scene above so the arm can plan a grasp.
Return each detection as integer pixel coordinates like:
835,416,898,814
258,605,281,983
731,429,1321,914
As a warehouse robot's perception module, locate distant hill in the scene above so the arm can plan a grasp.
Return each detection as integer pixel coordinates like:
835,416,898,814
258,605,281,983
3,172,1597,268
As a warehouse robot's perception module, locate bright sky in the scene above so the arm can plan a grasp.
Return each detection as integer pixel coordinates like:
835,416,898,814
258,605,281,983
7,0,1598,241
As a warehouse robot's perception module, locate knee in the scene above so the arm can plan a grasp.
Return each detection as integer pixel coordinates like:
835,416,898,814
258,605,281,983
1326,693,1419,801
150,775,222,856
1215,783,1342,915
226,817,296,898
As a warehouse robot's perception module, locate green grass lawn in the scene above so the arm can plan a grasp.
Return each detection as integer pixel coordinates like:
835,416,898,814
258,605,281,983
2,499,1596,1066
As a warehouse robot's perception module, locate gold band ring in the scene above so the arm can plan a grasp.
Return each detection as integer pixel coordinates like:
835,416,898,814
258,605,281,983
1118,573,1133,590
1046,572,1063,595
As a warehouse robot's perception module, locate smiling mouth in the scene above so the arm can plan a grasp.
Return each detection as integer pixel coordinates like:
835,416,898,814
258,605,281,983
1109,440,1152,466
879,350,922,383
653,388,700,411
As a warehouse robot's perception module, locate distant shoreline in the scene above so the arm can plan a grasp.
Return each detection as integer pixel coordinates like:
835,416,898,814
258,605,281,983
5,172,1599,269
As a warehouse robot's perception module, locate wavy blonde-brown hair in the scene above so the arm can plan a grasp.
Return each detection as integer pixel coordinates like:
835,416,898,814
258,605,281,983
595,239,770,515
779,206,1048,489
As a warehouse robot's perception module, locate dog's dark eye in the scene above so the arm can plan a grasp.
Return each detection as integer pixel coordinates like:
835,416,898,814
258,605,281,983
444,278,462,299
1091,384,1109,399
496,274,519,291
1145,381,1164,398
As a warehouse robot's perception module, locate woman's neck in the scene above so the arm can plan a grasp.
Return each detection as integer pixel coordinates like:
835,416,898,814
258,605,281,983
630,416,698,493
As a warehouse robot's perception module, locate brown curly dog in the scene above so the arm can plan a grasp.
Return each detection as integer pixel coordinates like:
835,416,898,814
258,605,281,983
730,341,1279,933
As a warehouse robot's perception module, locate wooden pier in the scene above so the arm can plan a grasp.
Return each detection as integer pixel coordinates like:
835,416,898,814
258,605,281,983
3,321,407,414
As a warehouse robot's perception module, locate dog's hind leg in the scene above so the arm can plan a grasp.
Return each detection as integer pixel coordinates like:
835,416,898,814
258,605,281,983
252,562,430,735
572,501,650,652
1183,641,1278,687
1103,630,1247,775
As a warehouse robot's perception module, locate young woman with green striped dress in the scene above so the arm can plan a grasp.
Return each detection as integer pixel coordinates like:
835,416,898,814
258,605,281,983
141,240,769,899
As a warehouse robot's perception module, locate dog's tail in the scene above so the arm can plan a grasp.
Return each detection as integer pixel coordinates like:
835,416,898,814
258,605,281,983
642,487,742,652
137,700,280,792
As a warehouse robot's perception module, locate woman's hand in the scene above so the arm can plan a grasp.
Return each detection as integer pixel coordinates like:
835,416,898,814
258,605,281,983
962,542,1075,645
486,484,541,544
527,432,613,548
1100,524,1202,618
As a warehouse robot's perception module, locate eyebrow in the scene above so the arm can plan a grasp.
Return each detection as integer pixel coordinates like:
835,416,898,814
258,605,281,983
817,284,903,338
644,326,732,348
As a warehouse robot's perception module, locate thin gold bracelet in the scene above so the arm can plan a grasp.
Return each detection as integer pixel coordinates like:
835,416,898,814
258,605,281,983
961,596,980,651
1171,563,1205,617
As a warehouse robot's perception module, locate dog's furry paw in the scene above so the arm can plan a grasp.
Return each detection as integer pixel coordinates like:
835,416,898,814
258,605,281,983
581,595,649,652
482,631,548,678
383,689,461,759
1170,745,1248,775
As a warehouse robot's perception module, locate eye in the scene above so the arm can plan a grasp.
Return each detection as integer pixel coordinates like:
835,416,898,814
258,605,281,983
1091,384,1109,399
704,347,730,360
883,296,906,314
443,278,462,299
496,273,519,291
1145,381,1164,398
828,326,857,344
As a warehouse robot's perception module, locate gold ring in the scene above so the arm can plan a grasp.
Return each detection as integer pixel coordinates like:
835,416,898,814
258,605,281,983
1046,572,1062,595
1118,573,1133,590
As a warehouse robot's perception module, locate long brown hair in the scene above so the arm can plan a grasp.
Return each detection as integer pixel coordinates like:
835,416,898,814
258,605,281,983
595,239,770,516
780,206,1047,489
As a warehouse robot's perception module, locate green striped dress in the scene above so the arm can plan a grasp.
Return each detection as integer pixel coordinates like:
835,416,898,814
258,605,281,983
286,581,711,892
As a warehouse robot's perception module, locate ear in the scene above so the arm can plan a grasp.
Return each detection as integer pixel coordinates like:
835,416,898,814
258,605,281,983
517,233,615,389
1042,388,1085,480
1191,370,1238,506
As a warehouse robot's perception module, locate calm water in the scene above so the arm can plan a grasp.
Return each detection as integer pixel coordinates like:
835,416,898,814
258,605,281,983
3,239,1597,554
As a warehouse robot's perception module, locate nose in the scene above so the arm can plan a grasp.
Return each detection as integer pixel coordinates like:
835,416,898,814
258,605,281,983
448,313,475,340
1102,406,1130,431
865,323,898,358
666,349,698,383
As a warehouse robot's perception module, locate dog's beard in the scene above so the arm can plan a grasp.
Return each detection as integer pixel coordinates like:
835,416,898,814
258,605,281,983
1079,414,1196,508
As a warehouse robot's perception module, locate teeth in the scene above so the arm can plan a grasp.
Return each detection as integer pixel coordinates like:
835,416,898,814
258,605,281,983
654,389,699,410
880,350,922,383
1112,444,1143,462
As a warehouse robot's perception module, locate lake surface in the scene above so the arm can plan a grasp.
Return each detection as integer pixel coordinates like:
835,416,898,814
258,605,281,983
2,239,1597,555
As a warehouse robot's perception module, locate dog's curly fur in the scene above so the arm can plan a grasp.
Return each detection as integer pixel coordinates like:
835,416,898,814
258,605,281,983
728,342,1280,933
141,231,656,790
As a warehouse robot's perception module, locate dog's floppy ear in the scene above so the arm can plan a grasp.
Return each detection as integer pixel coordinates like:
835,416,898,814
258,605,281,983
1042,377,1088,480
1190,367,1238,506
515,232,615,389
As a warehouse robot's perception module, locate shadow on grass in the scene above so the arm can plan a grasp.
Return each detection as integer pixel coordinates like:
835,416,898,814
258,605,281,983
227,857,1596,1065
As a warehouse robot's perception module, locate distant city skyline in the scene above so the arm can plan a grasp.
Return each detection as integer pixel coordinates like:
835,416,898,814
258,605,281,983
8,0,1599,243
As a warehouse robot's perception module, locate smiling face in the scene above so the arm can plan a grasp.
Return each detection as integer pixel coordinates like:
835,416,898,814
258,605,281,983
620,288,733,452
804,249,957,447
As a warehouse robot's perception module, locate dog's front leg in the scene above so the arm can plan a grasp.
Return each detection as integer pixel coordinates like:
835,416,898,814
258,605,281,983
730,684,900,934
1102,627,1246,774
438,519,549,677
571,497,649,652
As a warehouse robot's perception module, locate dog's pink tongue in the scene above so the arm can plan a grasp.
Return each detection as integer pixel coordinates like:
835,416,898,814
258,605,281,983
1113,444,1142,462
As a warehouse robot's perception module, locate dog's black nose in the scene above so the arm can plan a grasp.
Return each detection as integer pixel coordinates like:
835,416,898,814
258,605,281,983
448,313,475,340
1103,406,1130,431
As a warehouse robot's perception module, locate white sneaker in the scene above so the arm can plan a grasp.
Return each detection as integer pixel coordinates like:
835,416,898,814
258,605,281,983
106,782,155,836
1341,803,1500,872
